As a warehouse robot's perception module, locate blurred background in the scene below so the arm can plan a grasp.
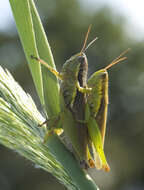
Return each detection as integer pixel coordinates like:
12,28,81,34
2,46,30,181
0,0,144,190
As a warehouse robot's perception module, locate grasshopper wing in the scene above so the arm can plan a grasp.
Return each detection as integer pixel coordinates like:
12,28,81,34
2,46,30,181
87,114,110,171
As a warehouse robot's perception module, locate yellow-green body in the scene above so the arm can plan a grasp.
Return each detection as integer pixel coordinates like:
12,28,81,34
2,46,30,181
87,69,108,144
86,69,110,171
32,43,128,172
32,53,110,170
39,52,92,168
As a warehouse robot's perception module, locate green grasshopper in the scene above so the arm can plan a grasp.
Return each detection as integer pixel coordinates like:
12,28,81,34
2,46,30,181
31,27,129,171
31,52,93,169
31,26,95,169
85,49,129,171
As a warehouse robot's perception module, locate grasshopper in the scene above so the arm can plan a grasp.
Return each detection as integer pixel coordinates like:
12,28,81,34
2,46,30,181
31,26,129,171
85,49,129,171
31,26,95,169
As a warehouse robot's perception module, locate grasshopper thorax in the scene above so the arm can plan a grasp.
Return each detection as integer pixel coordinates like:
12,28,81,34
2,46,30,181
77,53,88,87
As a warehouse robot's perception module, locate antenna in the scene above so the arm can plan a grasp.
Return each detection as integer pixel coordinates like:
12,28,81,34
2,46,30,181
80,25,92,53
84,37,98,52
80,25,98,54
104,48,131,70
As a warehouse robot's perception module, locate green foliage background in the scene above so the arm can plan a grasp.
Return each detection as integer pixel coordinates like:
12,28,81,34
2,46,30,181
0,0,144,190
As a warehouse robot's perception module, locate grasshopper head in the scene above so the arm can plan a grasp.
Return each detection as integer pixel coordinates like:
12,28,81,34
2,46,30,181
63,52,88,85
88,69,108,87
68,52,87,64
68,52,88,87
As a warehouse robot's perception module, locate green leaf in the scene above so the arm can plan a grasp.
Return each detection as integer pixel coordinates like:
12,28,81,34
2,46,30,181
9,0,60,117
0,66,99,190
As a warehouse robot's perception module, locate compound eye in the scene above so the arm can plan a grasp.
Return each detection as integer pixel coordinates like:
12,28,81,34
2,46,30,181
77,56,85,63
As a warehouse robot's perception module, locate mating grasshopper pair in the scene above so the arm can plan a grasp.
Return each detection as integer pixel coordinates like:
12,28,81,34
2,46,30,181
31,27,128,171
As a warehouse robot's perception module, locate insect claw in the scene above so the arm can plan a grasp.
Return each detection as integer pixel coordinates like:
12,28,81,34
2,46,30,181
80,160,89,169
86,87,92,93
38,120,49,127
88,159,95,168
38,123,43,127
102,164,110,172
30,55,39,61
